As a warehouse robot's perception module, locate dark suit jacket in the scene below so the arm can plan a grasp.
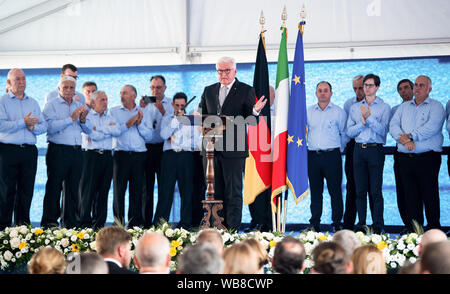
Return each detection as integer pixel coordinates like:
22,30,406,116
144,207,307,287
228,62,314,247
198,78,257,158
106,261,137,274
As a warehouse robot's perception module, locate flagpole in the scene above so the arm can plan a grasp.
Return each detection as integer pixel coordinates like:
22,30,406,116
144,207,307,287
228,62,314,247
259,10,276,234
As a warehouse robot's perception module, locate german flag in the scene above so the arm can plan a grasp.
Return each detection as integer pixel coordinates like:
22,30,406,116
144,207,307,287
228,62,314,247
243,32,272,205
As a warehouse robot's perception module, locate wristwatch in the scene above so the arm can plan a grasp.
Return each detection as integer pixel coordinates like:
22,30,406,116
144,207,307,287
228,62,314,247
407,133,413,141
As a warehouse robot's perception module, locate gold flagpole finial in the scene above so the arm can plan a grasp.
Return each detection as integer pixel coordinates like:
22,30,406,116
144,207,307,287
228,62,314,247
299,4,307,35
281,5,287,28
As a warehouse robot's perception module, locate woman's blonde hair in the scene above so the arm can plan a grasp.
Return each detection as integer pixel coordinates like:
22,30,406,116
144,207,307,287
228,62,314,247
28,247,66,274
242,238,269,270
351,244,387,274
223,242,261,274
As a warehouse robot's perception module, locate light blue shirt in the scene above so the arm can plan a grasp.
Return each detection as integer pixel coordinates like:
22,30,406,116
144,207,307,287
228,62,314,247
160,114,202,152
109,104,154,152
343,96,360,115
83,109,121,150
45,89,85,105
143,96,173,144
0,92,47,145
43,95,89,146
446,100,450,137
389,97,445,153
346,96,391,145
307,102,349,152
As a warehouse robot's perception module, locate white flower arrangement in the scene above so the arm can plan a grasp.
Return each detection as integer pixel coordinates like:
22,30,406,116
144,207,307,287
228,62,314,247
0,223,444,273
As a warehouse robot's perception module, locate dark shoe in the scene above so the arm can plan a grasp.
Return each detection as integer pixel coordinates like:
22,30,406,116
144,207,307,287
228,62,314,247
330,224,341,233
353,225,367,234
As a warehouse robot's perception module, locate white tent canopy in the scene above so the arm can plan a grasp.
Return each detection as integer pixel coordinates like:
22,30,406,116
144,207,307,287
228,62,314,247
0,0,449,69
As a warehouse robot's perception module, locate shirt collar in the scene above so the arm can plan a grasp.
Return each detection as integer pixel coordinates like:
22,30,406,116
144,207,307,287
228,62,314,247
221,79,236,90
103,258,122,268
8,91,29,100
314,102,333,111
412,96,431,106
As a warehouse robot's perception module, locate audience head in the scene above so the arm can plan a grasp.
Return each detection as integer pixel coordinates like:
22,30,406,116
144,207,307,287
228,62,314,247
351,244,386,274
332,229,362,260
28,247,66,274
311,241,351,274
420,241,450,274
177,242,224,274
95,226,132,268
223,242,260,274
418,229,448,257
242,238,269,273
133,232,171,274
76,252,108,274
272,235,306,274
196,229,224,255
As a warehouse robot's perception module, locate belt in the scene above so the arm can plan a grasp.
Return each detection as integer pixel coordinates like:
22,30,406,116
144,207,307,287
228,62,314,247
84,149,112,155
166,149,190,153
0,143,35,148
308,148,338,154
49,142,81,150
356,143,382,149
399,151,436,158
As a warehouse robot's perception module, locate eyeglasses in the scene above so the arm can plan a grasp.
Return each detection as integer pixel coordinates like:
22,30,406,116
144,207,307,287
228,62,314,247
217,69,233,75
363,83,376,88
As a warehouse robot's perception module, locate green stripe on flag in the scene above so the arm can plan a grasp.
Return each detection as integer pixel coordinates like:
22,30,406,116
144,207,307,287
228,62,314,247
275,27,289,89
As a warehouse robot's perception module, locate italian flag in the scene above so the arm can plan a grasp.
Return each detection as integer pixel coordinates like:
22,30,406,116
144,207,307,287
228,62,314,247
271,26,289,210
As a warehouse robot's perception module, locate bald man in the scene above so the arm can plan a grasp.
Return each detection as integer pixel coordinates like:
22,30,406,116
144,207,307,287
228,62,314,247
133,232,171,274
0,68,47,229
389,75,445,232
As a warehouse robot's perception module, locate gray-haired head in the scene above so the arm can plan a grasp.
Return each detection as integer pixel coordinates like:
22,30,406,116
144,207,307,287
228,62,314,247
90,90,106,102
58,75,77,87
216,56,236,70
177,242,224,274
332,229,362,259
74,252,108,274
353,75,364,82
135,232,170,268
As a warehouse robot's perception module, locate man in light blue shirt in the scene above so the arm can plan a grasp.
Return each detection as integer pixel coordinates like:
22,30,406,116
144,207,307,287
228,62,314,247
41,75,89,229
346,73,390,234
79,91,120,229
390,79,414,230
153,92,201,230
389,75,445,232
110,85,154,228
342,75,376,231
307,81,348,232
0,68,47,230
45,64,86,105
139,75,173,228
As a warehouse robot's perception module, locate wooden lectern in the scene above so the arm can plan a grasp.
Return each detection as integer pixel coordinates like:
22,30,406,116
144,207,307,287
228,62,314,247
183,115,227,230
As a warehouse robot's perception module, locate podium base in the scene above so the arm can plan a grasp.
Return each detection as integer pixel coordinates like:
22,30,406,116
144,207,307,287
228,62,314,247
201,199,226,230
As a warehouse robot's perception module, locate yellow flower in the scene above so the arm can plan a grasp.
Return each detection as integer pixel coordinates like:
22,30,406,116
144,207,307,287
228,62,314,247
318,235,327,241
269,240,277,248
77,232,85,239
35,228,43,236
171,240,181,248
18,242,27,250
72,244,80,252
169,247,177,257
377,241,387,250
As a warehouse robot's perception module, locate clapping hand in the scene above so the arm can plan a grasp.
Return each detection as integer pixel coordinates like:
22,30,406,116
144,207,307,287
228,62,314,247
24,112,39,131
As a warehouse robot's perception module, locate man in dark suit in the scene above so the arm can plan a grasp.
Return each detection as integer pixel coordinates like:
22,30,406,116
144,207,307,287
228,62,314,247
95,226,137,274
198,56,267,231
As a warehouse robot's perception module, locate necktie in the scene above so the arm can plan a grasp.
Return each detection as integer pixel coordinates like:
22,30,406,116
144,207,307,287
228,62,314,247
219,86,228,107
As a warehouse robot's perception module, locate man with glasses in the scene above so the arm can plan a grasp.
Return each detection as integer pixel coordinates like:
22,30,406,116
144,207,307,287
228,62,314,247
346,73,390,234
389,75,445,232
140,75,172,228
197,56,267,231
45,64,86,105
